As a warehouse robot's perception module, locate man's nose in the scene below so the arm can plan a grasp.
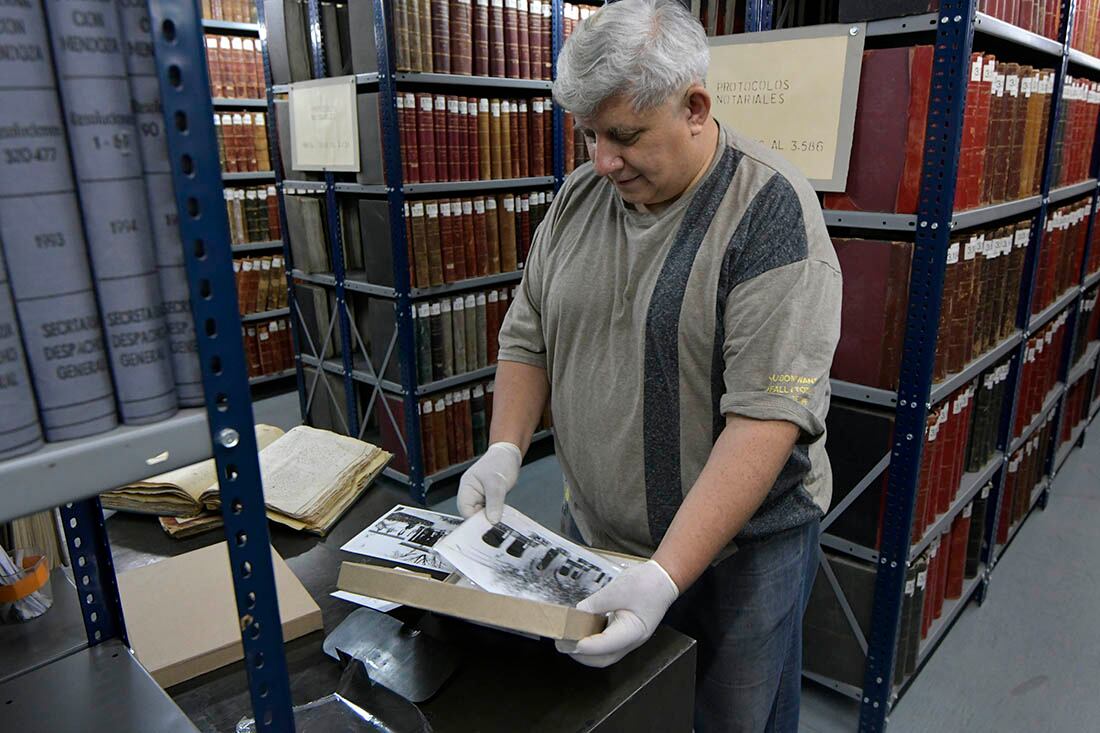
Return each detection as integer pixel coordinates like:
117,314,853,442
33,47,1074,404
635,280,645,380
592,140,624,177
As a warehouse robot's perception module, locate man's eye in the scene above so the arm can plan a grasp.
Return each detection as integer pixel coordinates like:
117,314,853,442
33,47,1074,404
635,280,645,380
614,133,640,145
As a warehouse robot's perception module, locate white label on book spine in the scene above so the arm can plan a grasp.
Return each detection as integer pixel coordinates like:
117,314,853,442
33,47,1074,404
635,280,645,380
479,98,490,113
485,197,497,210
503,196,515,212
426,203,439,217
946,242,960,265
491,101,501,117
474,199,485,214
421,95,433,112
462,201,473,215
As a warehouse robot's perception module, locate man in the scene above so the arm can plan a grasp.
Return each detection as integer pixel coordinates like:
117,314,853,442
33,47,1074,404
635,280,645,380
456,0,841,729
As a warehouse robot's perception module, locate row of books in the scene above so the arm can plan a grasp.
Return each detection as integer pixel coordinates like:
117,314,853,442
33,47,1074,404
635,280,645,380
997,410,1056,545
234,256,288,316
392,0,554,80
412,286,514,384
1070,287,1098,365
1090,200,1100,277
215,112,273,173
1061,374,1093,444
827,48,1058,215
562,112,592,175
201,0,257,23
205,34,266,100
225,185,282,245
403,191,549,288
244,316,295,379
1033,200,1090,316
395,94,553,183
1049,76,1100,189
977,0,1062,40
562,3,595,39
1070,0,1100,57
1014,311,1069,437
831,220,1030,392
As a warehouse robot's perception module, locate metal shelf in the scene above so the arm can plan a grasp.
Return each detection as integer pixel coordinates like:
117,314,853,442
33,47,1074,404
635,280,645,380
819,533,880,564
241,306,290,322
231,239,284,253
952,196,1041,230
915,570,985,668
1084,269,1100,289
291,269,336,287
823,196,1041,234
332,175,556,195
222,170,275,182
0,395,295,524
293,269,523,300
1068,341,1100,386
0,640,200,732
212,97,267,108
1048,179,1099,204
395,72,553,90
248,367,297,386
200,18,260,34
803,669,864,702
909,453,1003,562
1027,287,1080,335
865,12,1064,58
301,354,498,395
0,570,86,684
383,428,555,488
1068,48,1100,73
1054,422,1086,473
272,72,379,94
831,332,1022,409
408,270,524,299
1010,383,1065,453
282,179,326,193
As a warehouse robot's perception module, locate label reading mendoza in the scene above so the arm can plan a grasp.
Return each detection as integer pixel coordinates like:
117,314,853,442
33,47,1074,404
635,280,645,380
707,24,864,191
289,76,360,172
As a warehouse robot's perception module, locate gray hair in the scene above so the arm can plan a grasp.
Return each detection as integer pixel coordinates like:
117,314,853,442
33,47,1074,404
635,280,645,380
553,0,709,119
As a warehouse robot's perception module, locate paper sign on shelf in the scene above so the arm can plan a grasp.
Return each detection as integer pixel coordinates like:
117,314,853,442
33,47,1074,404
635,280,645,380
289,76,360,172
706,23,865,191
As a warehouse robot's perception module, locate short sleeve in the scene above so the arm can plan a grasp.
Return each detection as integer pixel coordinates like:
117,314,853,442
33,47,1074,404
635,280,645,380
719,256,842,440
497,217,549,370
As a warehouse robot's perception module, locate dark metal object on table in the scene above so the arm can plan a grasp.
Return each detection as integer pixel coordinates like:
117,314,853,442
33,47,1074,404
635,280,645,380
323,608,459,702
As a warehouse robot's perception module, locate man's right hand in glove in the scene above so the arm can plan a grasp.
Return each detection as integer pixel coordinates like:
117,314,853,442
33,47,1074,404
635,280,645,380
456,442,523,523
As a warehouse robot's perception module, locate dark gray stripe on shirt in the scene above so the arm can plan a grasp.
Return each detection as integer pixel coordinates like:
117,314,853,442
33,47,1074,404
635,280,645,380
643,146,742,546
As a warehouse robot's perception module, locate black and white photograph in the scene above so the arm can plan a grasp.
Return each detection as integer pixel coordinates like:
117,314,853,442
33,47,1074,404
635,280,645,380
341,505,463,573
434,506,623,607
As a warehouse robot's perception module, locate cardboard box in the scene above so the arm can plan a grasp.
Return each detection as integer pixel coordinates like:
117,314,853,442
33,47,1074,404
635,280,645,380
337,561,609,641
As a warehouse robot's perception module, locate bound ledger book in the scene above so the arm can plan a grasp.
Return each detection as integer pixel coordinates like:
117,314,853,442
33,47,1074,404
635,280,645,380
103,426,392,535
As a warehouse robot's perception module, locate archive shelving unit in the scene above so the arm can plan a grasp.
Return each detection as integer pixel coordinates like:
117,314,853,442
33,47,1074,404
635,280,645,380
740,1,1100,730
0,1,297,730
264,0,568,502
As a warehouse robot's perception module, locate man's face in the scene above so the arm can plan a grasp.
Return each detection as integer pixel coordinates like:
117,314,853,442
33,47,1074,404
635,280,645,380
576,93,700,207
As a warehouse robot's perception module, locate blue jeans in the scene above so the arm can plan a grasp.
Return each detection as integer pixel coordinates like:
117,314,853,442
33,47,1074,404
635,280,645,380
562,507,820,733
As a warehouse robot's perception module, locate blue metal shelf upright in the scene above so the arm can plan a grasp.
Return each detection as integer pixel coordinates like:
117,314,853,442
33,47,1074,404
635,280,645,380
265,0,568,503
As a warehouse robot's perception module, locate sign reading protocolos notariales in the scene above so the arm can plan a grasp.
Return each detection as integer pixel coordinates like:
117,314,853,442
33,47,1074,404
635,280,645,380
288,76,360,172
707,24,865,191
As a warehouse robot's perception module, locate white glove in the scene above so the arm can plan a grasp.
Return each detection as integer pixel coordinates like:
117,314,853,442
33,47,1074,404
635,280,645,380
456,442,523,523
556,559,680,668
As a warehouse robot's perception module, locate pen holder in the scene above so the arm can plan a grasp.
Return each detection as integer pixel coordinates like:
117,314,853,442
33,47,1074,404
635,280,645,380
0,550,53,624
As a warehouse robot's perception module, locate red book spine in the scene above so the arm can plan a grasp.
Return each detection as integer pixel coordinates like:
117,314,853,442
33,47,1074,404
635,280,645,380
461,199,477,278
474,0,490,76
473,197,489,276
434,94,450,182
490,0,506,77
530,1,543,84
517,0,531,79
467,97,480,181
451,0,473,75
508,101,520,178
896,46,935,214
503,0,520,78
541,2,551,80
402,93,421,183
447,96,462,181
457,98,471,181
543,98,552,173
397,94,411,183
517,100,530,177
416,93,437,182
431,0,451,73
440,200,457,283
531,98,545,176
450,199,467,281
518,194,531,263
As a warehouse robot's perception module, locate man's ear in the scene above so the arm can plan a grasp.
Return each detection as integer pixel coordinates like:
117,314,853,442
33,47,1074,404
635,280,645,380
685,85,712,134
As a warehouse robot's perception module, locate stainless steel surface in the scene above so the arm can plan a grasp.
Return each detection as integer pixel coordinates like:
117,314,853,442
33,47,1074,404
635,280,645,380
1068,48,1100,73
241,306,290,322
822,210,917,231
394,72,553,90
0,640,200,732
0,570,87,684
829,379,898,407
952,196,1041,230
1048,179,1099,204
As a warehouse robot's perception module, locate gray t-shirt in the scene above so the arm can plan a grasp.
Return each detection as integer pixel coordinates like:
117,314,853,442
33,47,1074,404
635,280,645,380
498,122,842,558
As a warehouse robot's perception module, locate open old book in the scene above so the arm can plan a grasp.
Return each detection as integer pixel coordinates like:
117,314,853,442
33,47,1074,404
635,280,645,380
102,425,391,535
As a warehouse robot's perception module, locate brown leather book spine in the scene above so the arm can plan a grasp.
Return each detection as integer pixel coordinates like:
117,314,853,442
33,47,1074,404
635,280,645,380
980,64,1003,205
416,93,437,182
507,101,520,178
530,1,543,83
425,201,445,286
219,36,234,98
1017,73,1041,198
530,98,546,176
503,0,520,78
477,98,492,178
490,0,506,77
485,196,502,273
473,197,490,276
517,100,530,178
395,0,412,71
440,201,458,283
451,0,473,74
441,393,455,466
245,325,261,376
407,0,424,71
499,101,514,179
996,65,1024,203
542,98,552,173
518,195,531,263
420,399,436,475
431,0,451,73
461,392,475,460
447,96,463,181
541,2,551,80
434,94,449,181
467,97,479,180
417,0,434,73
461,199,477,278
402,93,420,183
1034,71,1052,196
205,37,222,98
257,322,275,375
449,199,467,281
896,46,934,214
517,0,531,79
431,397,449,470
474,0,490,76
489,99,504,178
410,202,432,288
499,194,518,271
397,94,411,183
